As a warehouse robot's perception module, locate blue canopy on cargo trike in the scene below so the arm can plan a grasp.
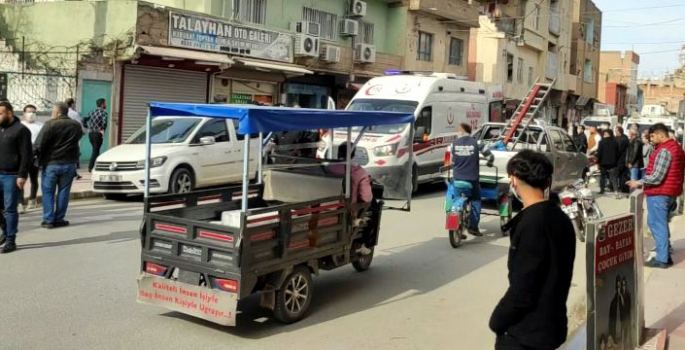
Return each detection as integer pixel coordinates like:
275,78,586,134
148,102,415,135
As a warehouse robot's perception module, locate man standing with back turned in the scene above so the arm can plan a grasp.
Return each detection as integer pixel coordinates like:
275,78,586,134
628,123,685,268
490,150,576,350
0,101,33,253
85,98,108,173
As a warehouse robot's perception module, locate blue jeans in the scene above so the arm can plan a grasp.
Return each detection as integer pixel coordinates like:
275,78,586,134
629,167,641,181
646,195,675,264
41,164,77,223
0,174,20,243
468,181,482,230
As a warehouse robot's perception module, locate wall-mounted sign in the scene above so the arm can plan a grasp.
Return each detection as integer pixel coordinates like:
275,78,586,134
169,12,293,63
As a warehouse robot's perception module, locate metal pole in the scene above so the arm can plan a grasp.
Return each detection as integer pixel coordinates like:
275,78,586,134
327,128,334,159
241,135,250,211
144,108,152,199
345,127,351,199
352,126,367,149
257,133,263,185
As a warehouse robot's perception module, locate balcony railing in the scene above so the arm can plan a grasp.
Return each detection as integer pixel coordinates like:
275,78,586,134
495,16,517,36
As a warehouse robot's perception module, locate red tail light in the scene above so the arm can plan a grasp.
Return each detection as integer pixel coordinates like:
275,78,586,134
444,151,451,167
215,278,239,293
145,262,168,276
561,197,574,206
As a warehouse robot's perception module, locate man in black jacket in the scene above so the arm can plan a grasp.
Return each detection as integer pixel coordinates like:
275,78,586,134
615,126,630,193
573,124,588,154
34,102,84,229
626,129,644,181
0,101,33,253
597,129,620,197
490,150,576,350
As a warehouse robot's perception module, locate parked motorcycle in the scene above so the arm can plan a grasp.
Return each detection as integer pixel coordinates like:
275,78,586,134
559,177,603,242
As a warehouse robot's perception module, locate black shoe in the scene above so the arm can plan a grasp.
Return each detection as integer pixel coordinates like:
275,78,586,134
41,222,54,229
0,233,5,246
645,258,672,269
1,241,16,254
54,220,70,228
460,233,467,240
467,228,483,237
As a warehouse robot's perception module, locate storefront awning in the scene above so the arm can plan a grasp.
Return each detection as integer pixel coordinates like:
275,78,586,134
575,96,590,106
231,57,313,75
139,46,234,65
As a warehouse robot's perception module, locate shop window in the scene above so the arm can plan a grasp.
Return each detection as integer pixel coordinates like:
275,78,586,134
233,0,267,25
506,53,514,82
417,31,433,62
194,119,229,143
303,7,338,41
517,58,524,84
448,37,463,66
360,21,375,45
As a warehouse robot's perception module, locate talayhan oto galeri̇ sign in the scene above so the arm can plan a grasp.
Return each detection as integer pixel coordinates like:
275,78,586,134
589,214,637,350
169,12,293,63
137,274,237,326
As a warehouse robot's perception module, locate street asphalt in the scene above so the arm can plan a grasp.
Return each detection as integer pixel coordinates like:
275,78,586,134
0,184,631,350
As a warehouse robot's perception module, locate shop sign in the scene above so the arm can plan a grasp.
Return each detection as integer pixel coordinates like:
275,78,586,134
169,12,293,63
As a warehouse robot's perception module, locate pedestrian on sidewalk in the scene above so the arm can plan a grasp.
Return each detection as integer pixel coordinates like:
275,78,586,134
641,130,653,179
573,124,588,154
626,129,644,182
489,150,576,350
597,129,620,197
19,104,43,212
615,126,630,194
34,102,84,229
84,98,108,173
0,101,33,253
66,98,84,180
628,123,685,268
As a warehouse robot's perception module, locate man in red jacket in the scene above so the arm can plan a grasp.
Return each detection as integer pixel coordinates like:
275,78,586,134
628,123,685,268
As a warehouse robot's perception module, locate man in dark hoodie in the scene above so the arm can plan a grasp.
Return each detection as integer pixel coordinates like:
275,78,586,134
490,150,576,350
597,129,620,197
615,126,630,193
0,101,33,253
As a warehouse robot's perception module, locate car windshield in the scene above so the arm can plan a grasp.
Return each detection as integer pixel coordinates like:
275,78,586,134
127,117,202,144
346,99,418,134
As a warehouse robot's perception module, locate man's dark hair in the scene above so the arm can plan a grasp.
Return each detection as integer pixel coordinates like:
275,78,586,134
66,98,75,108
616,126,624,135
459,123,472,135
23,104,36,112
0,101,14,113
578,125,585,131
602,129,613,138
506,149,553,190
337,143,356,160
54,102,69,116
649,123,669,136
96,98,106,108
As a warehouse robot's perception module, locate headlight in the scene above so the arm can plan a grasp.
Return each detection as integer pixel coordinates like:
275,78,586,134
136,156,168,169
374,143,398,157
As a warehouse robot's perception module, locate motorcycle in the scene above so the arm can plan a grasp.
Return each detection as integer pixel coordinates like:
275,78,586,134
559,176,604,242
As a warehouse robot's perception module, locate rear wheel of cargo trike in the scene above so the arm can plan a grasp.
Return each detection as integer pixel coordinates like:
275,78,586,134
352,245,375,272
273,267,313,324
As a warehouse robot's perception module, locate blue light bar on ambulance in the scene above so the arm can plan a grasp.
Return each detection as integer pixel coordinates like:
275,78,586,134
385,69,403,75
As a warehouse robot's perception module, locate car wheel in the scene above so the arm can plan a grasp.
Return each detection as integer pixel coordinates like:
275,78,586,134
273,267,313,324
169,168,194,194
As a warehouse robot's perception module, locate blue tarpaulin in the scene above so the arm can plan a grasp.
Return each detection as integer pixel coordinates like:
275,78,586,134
148,102,415,135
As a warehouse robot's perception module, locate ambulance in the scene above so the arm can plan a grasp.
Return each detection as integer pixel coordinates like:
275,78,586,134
324,71,504,194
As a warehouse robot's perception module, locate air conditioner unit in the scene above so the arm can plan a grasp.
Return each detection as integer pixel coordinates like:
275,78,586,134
340,19,359,37
290,21,321,37
355,44,376,63
516,36,525,47
350,0,367,17
321,45,341,63
294,34,319,58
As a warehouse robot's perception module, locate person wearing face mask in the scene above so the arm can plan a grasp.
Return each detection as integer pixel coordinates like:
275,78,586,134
19,104,43,213
0,101,33,254
490,150,576,350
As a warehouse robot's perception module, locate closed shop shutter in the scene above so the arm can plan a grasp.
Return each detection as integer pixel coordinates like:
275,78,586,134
122,66,207,141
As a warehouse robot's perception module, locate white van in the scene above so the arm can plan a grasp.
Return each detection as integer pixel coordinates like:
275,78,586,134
623,105,679,136
581,108,618,131
325,72,503,192
92,116,258,199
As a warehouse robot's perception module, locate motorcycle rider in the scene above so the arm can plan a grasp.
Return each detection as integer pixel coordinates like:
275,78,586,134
447,123,493,237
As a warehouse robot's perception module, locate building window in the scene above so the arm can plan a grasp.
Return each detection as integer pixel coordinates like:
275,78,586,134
584,59,593,83
528,66,534,87
506,53,514,82
233,0,267,25
360,21,375,45
448,37,464,66
585,18,595,43
417,31,434,61
534,5,541,30
303,7,338,41
517,58,524,84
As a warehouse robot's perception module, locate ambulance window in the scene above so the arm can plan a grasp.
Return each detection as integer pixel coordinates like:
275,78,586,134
415,107,432,135
489,101,503,122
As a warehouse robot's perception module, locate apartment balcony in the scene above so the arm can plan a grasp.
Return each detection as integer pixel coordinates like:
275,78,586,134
408,0,480,28
546,52,558,80
493,16,517,36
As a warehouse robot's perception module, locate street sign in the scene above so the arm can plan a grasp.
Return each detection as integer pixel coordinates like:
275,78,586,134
586,205,642,350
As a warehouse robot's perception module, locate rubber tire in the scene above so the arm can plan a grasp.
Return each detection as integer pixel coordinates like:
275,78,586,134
352,246,375,272
273,267,314,324
411,165,419,194
169,168,194,194
104,193,127,201
449,229,463,248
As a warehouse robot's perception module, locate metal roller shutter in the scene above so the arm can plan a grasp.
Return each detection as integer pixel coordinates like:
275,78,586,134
121,66,207,141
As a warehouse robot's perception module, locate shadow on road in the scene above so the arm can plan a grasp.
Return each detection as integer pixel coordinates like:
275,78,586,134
18,228,139,250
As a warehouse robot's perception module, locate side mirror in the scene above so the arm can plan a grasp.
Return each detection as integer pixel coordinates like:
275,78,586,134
199,136,216,145
414,126,427,143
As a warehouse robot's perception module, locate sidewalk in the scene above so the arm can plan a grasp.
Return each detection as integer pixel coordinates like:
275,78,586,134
21,171,100,204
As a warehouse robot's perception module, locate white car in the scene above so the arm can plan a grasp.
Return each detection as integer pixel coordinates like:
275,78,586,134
92,116,258,199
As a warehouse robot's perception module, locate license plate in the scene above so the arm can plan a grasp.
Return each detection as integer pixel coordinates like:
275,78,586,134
562,205,578,215
100,175,122,182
